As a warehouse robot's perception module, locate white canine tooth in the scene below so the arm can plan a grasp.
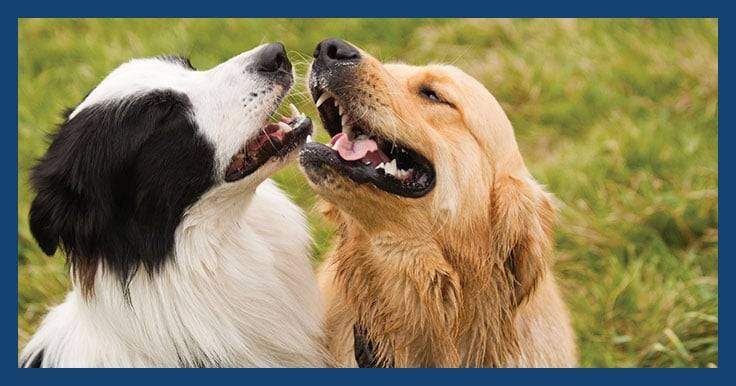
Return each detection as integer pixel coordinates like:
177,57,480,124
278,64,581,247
338,104,344,116
306,135,313,142
385,159,398,176
341,115,349,127
277,122,292,133
315,93,331,108
376,162,385,170
289,103,300,117
334,99,339,107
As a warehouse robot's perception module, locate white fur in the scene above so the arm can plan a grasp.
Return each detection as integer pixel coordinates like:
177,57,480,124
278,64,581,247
23,181,325,367
21,48,327,367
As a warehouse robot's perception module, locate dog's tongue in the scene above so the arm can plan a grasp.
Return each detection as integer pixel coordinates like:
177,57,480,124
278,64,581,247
331,132,378,161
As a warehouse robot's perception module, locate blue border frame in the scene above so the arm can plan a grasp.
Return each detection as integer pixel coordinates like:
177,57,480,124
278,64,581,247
6,2,725,385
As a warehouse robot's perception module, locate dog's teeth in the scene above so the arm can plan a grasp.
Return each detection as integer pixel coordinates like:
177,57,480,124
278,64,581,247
376,162,385,170
341,114,349,127
338,104,344,116
384,159,398,176
315,93,330,108
343,125,353,139
306,135,313,142
289,103,300,117
277,122,292,133
334,99,339,107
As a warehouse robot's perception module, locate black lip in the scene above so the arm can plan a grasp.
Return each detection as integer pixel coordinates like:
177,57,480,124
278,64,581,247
225,117,312,182
299,142,436,198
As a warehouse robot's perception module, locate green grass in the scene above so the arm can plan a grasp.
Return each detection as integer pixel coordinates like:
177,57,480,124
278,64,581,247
17,18,718,367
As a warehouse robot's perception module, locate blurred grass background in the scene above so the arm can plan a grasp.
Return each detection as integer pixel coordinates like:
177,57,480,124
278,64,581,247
17,18,717,367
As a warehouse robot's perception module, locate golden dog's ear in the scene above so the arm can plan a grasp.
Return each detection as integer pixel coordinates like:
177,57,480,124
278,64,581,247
492,173,555,305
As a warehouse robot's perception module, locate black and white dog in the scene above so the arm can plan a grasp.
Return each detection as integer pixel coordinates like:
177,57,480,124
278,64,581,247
20,43,327,367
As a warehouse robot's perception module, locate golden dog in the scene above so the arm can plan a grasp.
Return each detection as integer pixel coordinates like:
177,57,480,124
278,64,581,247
299,39,577,367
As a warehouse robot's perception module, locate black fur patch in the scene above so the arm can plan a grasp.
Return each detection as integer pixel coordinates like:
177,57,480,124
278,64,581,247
28,90,216,294
20,349,44,368
354,324,392,368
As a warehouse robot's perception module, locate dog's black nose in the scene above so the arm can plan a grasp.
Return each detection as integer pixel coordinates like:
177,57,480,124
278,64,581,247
255,42,291,73
313,38,361,65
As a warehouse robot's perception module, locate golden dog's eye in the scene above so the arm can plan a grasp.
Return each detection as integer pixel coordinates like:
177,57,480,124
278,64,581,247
419,86,443,103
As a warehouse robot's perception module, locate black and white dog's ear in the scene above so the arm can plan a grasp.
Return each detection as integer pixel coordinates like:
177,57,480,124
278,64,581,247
29,190,68,256
29,188,62,256
28,106,119,262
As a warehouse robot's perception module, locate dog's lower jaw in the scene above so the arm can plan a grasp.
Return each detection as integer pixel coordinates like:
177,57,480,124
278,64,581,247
21,180,327,368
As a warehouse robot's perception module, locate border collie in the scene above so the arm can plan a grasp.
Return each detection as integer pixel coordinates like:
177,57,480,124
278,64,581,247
20,43,327,367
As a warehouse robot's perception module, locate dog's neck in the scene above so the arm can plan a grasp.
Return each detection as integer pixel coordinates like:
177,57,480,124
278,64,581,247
331,213,522,367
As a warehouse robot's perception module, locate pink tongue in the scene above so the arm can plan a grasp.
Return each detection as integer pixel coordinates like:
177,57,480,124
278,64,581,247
331,133,379,161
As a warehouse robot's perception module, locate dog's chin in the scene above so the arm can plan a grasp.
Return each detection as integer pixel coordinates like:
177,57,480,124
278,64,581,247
300,157,350,198
228,151,298,192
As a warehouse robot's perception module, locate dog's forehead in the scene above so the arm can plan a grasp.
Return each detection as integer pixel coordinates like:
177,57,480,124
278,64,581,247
382,63,473,88
70,57,201,118
382,63,426,84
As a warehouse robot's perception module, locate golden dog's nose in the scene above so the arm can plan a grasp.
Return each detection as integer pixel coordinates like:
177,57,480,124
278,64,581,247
313,38,360,65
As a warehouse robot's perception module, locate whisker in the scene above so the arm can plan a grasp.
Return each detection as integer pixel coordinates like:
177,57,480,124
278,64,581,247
288,50,313,64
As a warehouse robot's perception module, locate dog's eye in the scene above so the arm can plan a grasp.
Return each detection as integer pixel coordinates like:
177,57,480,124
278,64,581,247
419,86,443,103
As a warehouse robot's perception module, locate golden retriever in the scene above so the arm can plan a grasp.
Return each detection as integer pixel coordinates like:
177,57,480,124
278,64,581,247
299,38,577,367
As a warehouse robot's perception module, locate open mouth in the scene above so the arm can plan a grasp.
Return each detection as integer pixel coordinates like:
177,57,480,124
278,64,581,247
301,89,435,198
225,103,312,182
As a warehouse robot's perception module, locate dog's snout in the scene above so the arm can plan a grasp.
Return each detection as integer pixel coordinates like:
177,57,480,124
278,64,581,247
255,42,291,74
313,38,360,65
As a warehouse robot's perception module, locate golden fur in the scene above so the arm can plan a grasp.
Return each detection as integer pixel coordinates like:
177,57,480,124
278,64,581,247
305,44,577,367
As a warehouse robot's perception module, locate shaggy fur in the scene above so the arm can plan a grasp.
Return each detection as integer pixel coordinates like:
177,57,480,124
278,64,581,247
20,45,327,367
301,40,577,367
